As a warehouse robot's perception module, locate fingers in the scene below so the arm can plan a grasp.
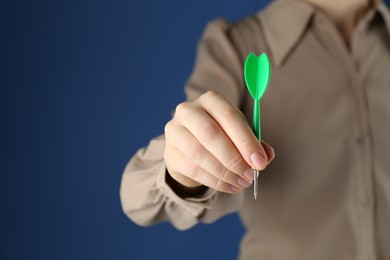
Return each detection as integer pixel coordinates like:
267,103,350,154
198,91,268,170
164,144,244,194
174,101,254,182
165,91,276,194
261,140,275,164
165,121,252,189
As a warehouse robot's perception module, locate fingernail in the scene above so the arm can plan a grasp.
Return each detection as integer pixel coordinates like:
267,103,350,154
250,152,267,170
237,177,251,188
230,185,241,193
243,169,254,180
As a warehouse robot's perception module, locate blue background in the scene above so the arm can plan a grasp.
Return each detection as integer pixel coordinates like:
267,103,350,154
1,0,389,259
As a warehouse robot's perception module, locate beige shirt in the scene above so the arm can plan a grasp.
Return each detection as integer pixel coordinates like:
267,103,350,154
120,0,390,259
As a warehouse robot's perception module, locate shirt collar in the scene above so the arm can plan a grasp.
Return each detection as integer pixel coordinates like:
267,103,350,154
257,0,390,68
257,0,315,67
377,1,390,35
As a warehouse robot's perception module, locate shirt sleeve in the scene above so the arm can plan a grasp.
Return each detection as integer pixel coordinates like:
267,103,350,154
120,19,246,230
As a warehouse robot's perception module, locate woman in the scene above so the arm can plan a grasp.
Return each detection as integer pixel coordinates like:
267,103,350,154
121,0,390,259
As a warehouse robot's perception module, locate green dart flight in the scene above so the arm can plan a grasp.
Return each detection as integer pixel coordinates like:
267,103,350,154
244,52,271,199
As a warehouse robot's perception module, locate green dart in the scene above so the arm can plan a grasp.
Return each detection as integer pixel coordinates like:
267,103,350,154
244,53,271,200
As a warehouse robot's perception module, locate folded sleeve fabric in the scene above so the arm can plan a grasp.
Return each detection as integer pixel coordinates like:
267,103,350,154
120,19,247,230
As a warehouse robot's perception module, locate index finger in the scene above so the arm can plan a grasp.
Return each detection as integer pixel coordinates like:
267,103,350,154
198,91,268,170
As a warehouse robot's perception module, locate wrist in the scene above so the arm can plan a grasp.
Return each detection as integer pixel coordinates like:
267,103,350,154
165,169,208,198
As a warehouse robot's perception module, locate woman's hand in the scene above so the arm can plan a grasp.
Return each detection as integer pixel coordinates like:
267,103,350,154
164,91,275,194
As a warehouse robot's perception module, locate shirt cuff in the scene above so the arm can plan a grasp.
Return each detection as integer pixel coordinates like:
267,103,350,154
155,162,218,218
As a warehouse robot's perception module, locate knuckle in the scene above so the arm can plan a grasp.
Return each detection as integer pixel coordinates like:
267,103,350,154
164,147,175,168
240,136,256,151
164,120,174,135
219,166,231,182
214,178,225,192
225,154,245,172
197,120,218,140
202,90,221,101
184,141,203,160
238,136,261,161
175,102,191,117
217,180,233,194
221,107,238,122
187,163,199,179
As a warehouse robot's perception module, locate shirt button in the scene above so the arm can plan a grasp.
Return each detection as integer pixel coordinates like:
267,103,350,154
356,136,365,145
346,80,354,89
360,197,369,206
